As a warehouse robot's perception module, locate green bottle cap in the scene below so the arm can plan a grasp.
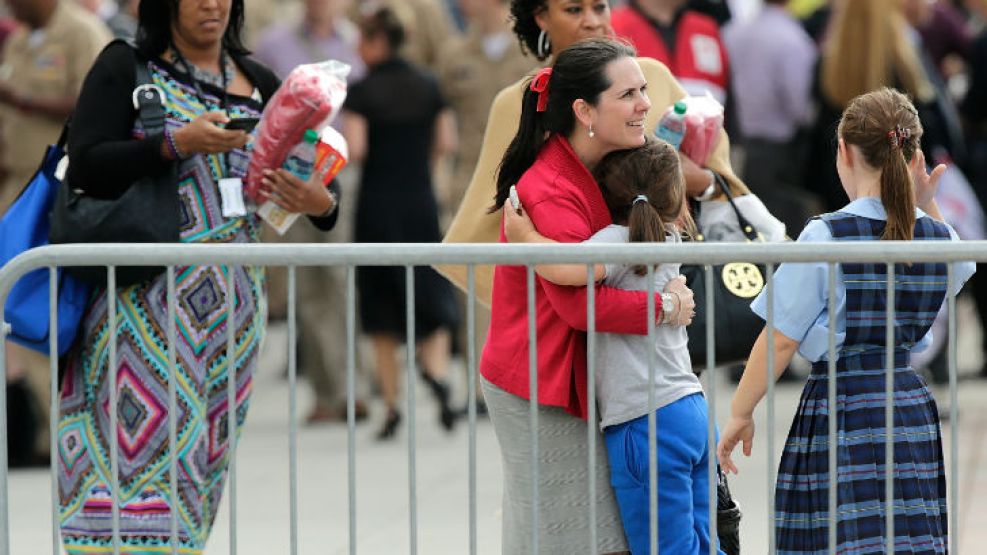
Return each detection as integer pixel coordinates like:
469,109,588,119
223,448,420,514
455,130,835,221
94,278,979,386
673,101,687,115
303,129,319,144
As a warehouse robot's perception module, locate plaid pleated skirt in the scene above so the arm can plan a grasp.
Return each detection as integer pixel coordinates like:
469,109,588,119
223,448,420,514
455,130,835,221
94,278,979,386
775,351,948,555
773,210,953,554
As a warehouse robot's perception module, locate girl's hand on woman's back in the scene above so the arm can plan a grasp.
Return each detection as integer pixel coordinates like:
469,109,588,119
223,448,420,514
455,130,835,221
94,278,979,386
664,276,695,326
503,203,539,243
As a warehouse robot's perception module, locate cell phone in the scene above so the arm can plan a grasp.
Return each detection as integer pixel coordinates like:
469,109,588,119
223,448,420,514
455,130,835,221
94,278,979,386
509,185,521,214
225,117,260,132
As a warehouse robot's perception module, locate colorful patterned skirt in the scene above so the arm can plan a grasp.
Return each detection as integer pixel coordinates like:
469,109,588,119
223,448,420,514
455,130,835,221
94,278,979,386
57,261,264,554
775,352,948,555
57,109,266,552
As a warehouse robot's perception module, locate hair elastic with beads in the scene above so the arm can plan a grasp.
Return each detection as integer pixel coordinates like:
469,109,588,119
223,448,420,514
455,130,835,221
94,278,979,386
888,125,911,149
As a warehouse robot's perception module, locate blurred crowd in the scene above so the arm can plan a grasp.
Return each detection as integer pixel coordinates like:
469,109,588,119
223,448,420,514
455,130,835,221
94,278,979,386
1,0,986,463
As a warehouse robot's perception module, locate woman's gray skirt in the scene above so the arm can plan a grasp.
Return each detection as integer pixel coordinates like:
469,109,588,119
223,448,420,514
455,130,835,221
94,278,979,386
481,376,628,554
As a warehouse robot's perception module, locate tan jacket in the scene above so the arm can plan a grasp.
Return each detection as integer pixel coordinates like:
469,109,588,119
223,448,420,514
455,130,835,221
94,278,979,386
0,0,110,180
436,27,536,221
383,0,455,70
439,57,748,307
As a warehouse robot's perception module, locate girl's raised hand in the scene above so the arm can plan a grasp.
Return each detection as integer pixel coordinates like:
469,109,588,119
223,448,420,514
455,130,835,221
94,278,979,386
911,150,947,208
717,414,755,475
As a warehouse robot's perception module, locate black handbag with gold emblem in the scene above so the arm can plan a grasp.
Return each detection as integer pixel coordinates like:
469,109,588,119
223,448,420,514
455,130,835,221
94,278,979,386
682,173,767,368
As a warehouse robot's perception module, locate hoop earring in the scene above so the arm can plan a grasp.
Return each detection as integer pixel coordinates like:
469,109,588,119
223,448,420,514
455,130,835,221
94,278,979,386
588,124,595,138
537,29,551,58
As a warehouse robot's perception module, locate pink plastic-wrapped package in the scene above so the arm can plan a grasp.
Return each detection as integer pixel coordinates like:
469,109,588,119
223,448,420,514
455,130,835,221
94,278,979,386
680,93,724,167
246,60,350,203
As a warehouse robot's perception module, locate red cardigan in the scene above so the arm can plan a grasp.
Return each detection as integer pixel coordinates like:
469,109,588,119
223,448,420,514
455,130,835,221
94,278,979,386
480,135,661,419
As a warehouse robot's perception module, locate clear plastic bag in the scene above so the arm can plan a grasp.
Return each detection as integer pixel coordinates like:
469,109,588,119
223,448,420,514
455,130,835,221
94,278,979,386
680,93,724,167
245,60,351,203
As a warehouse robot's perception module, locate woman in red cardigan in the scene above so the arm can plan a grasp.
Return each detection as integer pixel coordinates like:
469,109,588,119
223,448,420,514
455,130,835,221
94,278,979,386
480,38,695,554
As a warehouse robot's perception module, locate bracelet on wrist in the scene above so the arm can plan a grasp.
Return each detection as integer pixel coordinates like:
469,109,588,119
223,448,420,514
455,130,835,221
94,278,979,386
671,291,684,324
660,292,675,325
316,189,338,218
693,171,717,201
164,128,187,160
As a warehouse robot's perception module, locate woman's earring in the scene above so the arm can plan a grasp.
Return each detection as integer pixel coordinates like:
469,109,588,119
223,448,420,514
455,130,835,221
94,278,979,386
537,30,551,58
588,124,595,138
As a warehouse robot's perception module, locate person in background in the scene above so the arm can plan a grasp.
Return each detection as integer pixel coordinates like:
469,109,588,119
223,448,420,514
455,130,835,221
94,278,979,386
243,0,284,46
723,0,819,237
801,0,832,44
611,0,730,103
0,0,110,213
806,0,938,212
437,0,534,224
76,0,137,38
254,0,372,424
253,0,364,83
688,0,730,25
0,0,111,468
342,6,460,440
904,0,973,81
962,0,987,377
900,0,968,168
435,0,535,413
350,0,457,71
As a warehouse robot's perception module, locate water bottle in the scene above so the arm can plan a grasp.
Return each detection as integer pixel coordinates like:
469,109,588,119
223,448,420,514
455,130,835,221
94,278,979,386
282,128,319,181
655,101,687,150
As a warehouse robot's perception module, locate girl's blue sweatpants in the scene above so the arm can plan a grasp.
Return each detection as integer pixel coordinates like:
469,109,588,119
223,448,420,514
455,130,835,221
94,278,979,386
603,393,725,555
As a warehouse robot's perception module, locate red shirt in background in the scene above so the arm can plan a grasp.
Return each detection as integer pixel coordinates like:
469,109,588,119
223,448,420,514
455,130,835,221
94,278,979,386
612,4,729,103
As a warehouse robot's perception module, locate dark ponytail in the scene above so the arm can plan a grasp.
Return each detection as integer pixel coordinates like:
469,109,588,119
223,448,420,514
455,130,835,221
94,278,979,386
491,38,637,213
837,87,922,241
491,86,549,212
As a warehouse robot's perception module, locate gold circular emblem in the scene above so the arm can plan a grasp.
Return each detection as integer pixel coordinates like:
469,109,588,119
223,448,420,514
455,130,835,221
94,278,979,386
721,263,765,298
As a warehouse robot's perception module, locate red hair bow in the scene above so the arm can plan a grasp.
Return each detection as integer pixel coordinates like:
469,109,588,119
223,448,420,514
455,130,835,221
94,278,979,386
530,67,553,112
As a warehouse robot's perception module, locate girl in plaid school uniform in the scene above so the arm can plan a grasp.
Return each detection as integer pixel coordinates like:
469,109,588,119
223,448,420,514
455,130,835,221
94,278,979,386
717,87,975,554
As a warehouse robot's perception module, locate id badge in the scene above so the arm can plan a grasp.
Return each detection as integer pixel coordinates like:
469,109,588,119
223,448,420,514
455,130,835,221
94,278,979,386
219,177,247,218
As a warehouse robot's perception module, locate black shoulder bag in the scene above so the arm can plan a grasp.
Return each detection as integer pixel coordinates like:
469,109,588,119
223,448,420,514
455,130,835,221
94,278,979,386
682,173,767,368
50,51,180,288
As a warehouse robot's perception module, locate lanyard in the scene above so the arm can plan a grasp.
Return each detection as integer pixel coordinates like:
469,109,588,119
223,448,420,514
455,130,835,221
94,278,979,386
170,44,233,177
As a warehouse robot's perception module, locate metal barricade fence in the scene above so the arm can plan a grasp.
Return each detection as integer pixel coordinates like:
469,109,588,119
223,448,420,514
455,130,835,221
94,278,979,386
0,241,984,555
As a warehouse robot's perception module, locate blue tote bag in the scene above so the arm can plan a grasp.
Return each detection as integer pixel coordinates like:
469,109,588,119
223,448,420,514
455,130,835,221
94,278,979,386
1,129,90,356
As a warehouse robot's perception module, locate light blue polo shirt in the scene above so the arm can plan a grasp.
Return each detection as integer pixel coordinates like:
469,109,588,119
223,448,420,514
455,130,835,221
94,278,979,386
750,197,975,362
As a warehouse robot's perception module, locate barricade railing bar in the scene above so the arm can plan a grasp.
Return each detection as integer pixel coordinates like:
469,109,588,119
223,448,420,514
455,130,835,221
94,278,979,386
1,240,985,555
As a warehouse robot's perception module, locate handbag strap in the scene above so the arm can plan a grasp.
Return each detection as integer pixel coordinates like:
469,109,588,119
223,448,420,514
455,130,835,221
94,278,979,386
710,172,759,242
56,44,165,153
132,58,166,135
